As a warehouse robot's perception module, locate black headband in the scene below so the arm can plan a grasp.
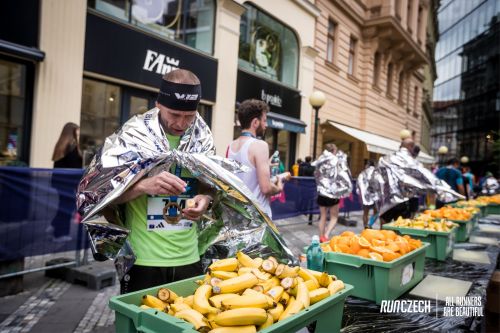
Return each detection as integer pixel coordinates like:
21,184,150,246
157,79,202,111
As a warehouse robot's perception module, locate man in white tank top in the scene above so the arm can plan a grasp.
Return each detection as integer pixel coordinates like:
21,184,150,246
227,99,283,218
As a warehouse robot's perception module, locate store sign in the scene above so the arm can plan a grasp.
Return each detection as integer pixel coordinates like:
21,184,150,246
84,13,217,101
270,119,285,129
236,69,301,119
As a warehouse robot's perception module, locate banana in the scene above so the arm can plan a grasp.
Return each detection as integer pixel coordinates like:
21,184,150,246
142,294,167,311
327,280,345,296
290,280,316,297
174,308,210,332
266,286,284,303
194,284,220,314
209,258,239,272
196,273,212,286
253,257,263,268
214,308,268,326
279,292,290,306
157,288,178,303
208,326,257,333
213,273,259,294
206,312,221,329
170,303,192,313
167,307,175,316
318,272,334,288
184,295,194,307
174,296,184,304
139,304,151,310
210,277,223,287
250,268,272,281
280,277,297,290
237,251,261,268
237,267,255,275
309,288,330,305
267,256,279,266
255,276,280,293
275,265,299,279
304,279,319,291
267,302,284,322
279,297,303,321
298,268,319,288
261,259,276,273
221,293,270,310
295,281,310,308
242,288,260,296
211,271,239,280
209,293,239,308
257,313,274,330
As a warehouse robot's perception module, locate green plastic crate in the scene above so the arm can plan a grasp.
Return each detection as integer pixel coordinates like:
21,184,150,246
323,243,429,305
486,204,500,215
109,275,354,333
382,223,457,261
449,218,474,242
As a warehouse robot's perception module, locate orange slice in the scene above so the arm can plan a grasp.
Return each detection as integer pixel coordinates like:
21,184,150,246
357,249,370,258
371,239,386,247
358,236,371,248
368,252,383,261
340,231,355,238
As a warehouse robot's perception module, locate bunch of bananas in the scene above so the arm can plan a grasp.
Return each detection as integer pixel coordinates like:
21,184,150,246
393,216,457,232
139,251,344,333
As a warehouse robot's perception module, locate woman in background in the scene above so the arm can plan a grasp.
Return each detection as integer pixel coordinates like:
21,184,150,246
50,122,82,241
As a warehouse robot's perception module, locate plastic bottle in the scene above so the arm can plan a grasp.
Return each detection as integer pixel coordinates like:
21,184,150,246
270,151,280,177
306,235,324,271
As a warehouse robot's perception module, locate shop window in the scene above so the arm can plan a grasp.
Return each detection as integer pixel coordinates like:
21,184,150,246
347,37,357,76
238,4,299,87
80,78,121,165
0,59,29,166
326,20,336,63
89,0,215,54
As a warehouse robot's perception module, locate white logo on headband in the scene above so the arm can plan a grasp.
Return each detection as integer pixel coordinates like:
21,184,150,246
175,93,199,101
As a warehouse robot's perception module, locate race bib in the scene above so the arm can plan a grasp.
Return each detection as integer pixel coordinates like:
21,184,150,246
146,177,199,231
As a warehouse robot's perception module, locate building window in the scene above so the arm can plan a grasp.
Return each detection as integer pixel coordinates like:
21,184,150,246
417,5,423,43
373,52,381,87
398,71,405,103
326,20,336,63
238,4,299,87
0,58,31,166
347,37,357,76
386,62,394,97
89,0,216,54
413,86,419,113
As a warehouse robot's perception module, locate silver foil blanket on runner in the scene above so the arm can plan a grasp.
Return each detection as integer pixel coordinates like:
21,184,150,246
77,108,295,279
312,150,353,199
358,148,464,214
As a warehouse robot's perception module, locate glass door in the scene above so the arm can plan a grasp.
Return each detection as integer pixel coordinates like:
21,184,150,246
121,87,156,123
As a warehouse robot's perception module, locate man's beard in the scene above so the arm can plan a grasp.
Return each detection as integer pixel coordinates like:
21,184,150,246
256,126,266,138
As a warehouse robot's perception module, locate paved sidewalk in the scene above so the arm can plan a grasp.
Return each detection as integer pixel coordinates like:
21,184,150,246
0,212,366,333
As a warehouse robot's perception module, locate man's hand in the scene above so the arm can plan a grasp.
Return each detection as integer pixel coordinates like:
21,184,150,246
138,171,186,196
182,194,212,221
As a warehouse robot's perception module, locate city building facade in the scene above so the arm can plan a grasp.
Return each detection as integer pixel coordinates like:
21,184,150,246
313,0,435,175
432,0,500,175
0,0,318,168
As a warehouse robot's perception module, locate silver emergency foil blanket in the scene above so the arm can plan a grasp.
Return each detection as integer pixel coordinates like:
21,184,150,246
312,150,353,199
359,148,464,214
77,108,295,279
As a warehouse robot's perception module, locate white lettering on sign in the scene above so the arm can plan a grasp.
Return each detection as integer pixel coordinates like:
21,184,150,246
261,89,282,108
143,49,180,75
270,119,284,129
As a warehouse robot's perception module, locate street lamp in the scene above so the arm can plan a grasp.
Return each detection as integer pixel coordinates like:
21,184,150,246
438,145,448,166
309,91,326,159
400,129,411,140
460,156,469,164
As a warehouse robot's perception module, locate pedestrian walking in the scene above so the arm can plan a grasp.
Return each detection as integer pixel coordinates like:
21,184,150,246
357,160,378,229
227,99,283,219
435,157,465,207
291,158,302,176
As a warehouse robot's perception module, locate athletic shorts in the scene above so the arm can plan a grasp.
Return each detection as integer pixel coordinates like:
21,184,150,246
317,195,340,207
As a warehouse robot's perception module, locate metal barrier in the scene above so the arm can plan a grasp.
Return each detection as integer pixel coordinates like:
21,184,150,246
0,167,88,279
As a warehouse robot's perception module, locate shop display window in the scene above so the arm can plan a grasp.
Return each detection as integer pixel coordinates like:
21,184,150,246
89,0,215,54
238,4,299,87
0,59,28,166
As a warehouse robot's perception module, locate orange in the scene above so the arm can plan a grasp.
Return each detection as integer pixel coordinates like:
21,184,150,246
337,244,351,254
368,252,383,261
358,236,371,248
329,236,341,249
337,236,351,246
381,230,397,241
386,242,400,253
371,239,386,247
349,236,361,253
340,231,355,238
357,249,370,258
321,244,332,252
361,229,385,243
369,246,392,254
383,251,400,262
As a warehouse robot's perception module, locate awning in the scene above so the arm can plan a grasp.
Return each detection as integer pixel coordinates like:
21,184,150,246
0,39,45,62
267,112,306,134
328,121,435,164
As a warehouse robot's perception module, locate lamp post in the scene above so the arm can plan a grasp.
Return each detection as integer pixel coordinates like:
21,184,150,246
438,145,448,166
309,91,326,159
400,129,411,140
460,156,469,164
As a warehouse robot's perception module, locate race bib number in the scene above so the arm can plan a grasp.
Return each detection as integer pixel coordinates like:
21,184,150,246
146,177,199,231
401,263,414,286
